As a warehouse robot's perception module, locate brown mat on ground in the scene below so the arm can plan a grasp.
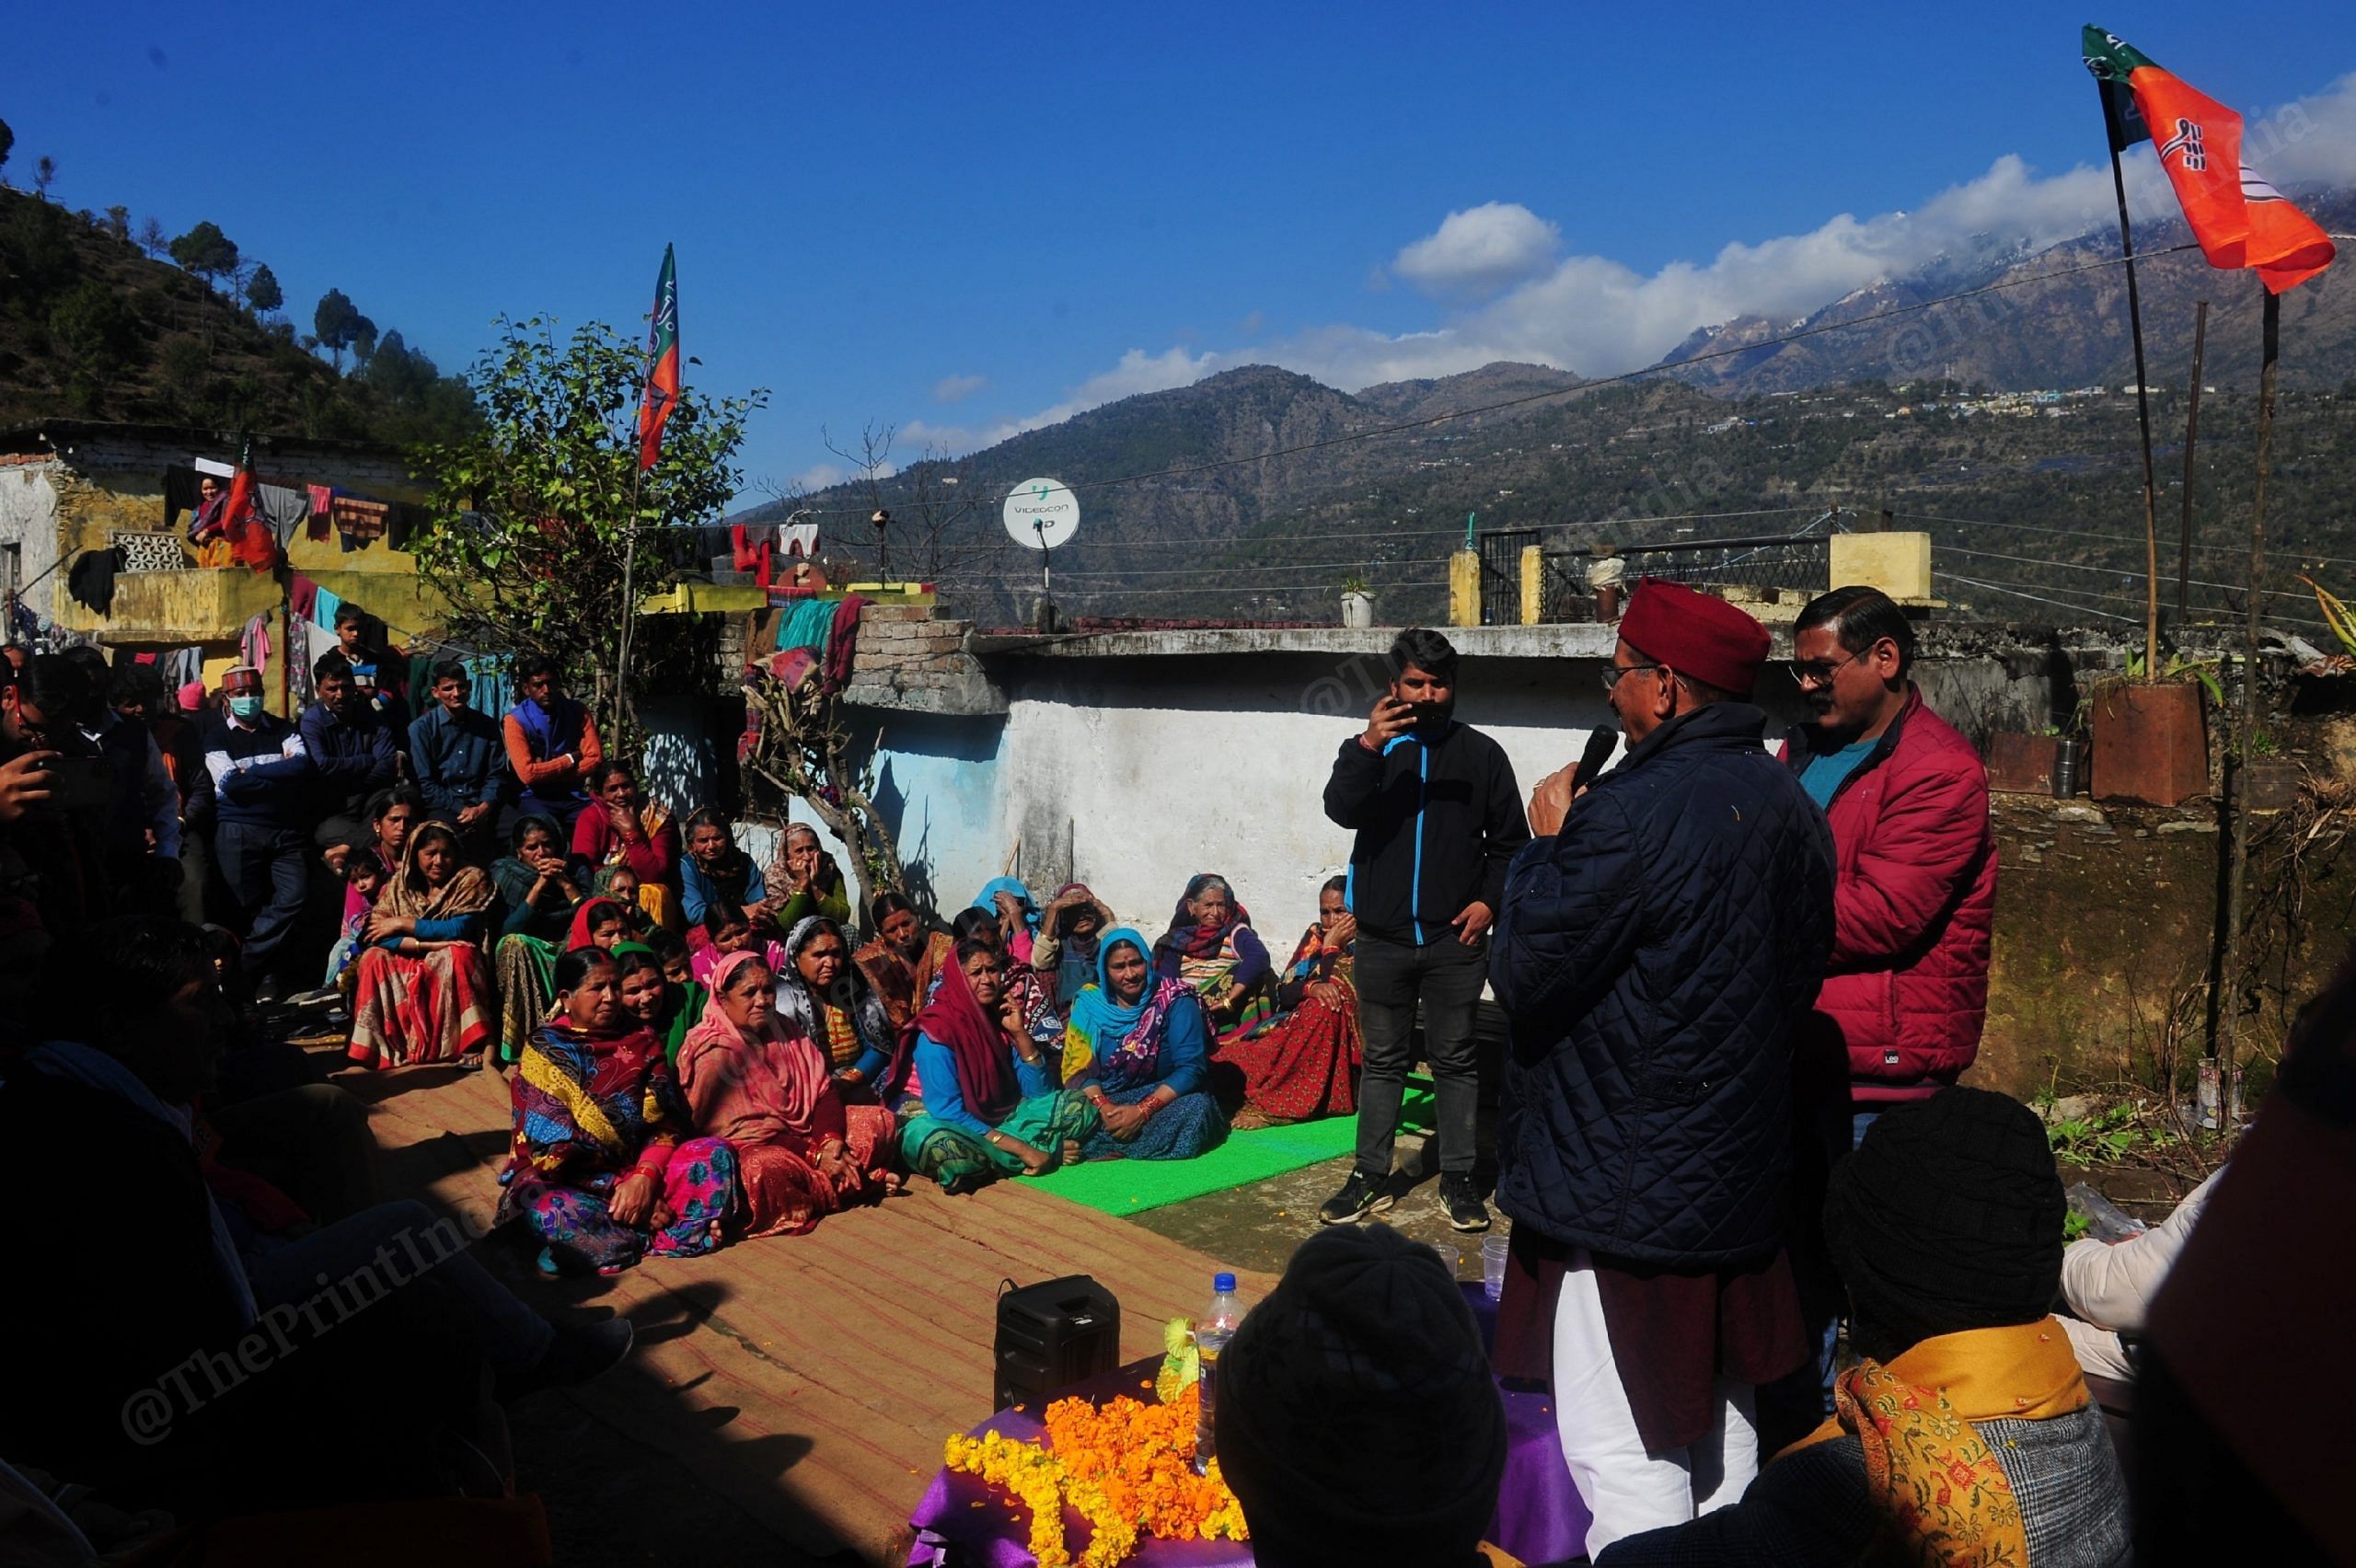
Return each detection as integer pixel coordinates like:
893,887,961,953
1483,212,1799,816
353,1060,1273,1565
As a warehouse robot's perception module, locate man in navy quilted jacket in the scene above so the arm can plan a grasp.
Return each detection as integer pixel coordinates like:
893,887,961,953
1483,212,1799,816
1487,579,1835,1555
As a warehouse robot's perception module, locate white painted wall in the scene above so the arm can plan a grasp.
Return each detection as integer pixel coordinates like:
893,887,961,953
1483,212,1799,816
828,650,1670,944
0,464,62,636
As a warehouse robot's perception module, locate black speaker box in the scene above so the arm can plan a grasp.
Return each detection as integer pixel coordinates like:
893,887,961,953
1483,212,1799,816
993,1274,1120,1411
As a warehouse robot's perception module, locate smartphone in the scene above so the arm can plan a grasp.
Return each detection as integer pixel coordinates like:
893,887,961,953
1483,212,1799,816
45,755,112,814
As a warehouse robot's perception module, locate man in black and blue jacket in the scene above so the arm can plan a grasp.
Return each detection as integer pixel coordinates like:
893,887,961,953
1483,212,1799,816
1321,628,1528,1231
199,665,311,999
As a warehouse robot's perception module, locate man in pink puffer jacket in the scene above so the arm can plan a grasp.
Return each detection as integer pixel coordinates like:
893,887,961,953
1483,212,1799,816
1768,584,1998,1439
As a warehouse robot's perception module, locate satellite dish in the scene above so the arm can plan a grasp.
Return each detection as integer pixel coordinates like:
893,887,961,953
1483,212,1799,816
1003,477,1080,550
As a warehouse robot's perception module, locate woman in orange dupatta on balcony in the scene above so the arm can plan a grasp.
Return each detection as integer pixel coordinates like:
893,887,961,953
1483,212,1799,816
677,950,901,1237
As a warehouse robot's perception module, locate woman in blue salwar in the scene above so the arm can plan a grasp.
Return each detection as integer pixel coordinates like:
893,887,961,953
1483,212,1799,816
1063,926,1229,1163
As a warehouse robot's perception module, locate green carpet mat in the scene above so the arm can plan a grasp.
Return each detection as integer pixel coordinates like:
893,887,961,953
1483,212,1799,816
1030,1089,1434,1216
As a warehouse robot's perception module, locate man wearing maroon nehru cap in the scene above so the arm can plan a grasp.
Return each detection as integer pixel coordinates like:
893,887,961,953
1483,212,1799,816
1489,579,1836,1551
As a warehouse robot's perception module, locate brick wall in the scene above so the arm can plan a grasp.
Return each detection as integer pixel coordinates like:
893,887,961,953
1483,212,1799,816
842,604,1005,715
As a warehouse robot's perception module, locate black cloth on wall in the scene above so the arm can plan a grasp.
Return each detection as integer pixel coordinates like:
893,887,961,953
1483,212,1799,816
67,548,122,616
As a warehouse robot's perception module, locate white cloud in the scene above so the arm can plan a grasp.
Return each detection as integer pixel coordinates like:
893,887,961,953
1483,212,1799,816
790,459,894,491
1391,202,1562,298
850,71,2356,460
2252,71,2356,187
932,373,987,403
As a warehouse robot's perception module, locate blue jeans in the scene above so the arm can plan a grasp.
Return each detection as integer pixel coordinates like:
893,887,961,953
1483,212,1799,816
213,821,308,976
244,1199,552,1376
1810,1107,1881,1397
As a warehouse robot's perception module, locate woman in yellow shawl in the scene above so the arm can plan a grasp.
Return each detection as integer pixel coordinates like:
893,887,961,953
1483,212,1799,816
346,821,500,1068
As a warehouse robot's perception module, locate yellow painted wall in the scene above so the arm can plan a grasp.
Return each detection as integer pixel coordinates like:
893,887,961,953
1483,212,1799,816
1448,549,1482,628
1829,532,1934,602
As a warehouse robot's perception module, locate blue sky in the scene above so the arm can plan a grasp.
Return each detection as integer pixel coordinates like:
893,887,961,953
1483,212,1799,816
16,2,2356,494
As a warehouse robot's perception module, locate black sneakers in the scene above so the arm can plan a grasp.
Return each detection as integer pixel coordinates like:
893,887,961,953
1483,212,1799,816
1437,1173,1491,1232
1318,1169,1396,1225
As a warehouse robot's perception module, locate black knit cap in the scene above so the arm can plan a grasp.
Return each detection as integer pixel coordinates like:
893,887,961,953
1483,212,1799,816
1215,1223,1505,1568
1824,1087,2066,1358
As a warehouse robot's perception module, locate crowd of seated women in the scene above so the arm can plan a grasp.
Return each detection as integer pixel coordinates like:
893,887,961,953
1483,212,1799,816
307,762,1370,1271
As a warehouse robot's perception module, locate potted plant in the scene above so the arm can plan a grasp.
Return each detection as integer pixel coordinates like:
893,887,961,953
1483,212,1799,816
1339,574,1375,629
2090,655,2216,806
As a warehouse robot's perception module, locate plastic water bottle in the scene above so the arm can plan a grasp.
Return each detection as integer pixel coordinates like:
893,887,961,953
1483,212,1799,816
1193,1272,1242,1475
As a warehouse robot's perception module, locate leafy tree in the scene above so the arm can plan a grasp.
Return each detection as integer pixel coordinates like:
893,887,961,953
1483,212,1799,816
0,120,12,178
102,205,129,243
49,280,142,412
168,220,239,286
245,263,283,317
409,315,766,744
313,287,360,369
350,313,378,363
32,156,55,201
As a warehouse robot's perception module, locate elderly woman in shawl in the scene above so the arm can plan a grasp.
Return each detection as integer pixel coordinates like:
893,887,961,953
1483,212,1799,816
774,916,895,1096
346,821,499,1069
496,947,738,1274
679,950,901,1236
853,891,952,1030
1033,882,1117,1009
1150,872,1276,1043
766,822,852,930
1065,926,1229,1162
887,937,1098,1193
1212,876,1363,1125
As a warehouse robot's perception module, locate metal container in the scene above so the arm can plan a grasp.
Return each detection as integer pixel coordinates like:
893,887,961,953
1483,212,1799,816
2050,738,2084,799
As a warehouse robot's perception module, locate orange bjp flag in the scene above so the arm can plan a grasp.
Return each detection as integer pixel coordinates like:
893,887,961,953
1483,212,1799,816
2085,27,2336,294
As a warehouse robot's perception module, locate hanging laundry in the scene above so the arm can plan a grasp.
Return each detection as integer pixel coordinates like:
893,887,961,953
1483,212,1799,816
161,466,204,528
331,495,390,539
256,484,311,547
288,573,318,624
744,520,777,550
782,522,821,558
463,653,511,717
771,596,839,654
67,548,121,616
821,594,867,697
163,647,204,690
306,485,334,540
240,613,272,682
312,585,344,631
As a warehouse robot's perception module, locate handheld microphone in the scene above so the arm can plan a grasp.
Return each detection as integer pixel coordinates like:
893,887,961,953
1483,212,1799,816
1569,726,1620,794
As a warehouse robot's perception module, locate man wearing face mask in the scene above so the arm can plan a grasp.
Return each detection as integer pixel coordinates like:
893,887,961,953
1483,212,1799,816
200,666,312,1001
1321,627,1529,1233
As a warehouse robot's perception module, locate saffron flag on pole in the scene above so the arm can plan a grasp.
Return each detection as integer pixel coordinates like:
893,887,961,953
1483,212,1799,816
2084,27,2336,294
214,443,280,571
635,244,681,470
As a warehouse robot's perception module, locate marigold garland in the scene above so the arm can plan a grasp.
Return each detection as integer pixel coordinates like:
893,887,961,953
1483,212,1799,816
942,1381,1249,1568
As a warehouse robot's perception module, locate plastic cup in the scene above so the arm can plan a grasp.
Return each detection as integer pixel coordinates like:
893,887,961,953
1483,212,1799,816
1482,1234,1510,1301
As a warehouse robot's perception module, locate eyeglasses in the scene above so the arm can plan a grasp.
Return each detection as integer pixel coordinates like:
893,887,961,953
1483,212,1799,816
1600,663,1669,696
1788,651,1862,687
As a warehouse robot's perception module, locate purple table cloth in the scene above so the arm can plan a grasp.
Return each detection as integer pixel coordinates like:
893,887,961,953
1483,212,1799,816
907,1284,1590,1567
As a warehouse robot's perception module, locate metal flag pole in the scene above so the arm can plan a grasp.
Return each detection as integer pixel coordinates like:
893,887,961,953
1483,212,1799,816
2216,287,2281,1077
2097,77,2165,678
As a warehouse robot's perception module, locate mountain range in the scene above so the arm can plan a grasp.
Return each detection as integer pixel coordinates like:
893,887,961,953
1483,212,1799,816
747,194,2356,627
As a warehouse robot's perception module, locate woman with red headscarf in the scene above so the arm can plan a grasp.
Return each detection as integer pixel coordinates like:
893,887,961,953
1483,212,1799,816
884,937,1098,1193
678,950,900,1236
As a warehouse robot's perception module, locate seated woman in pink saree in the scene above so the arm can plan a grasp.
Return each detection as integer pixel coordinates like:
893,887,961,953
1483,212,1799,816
677,950,901,1238
346,822,498,1069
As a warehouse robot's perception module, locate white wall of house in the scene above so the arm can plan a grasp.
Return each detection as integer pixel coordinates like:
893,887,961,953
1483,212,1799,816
0,463,62,635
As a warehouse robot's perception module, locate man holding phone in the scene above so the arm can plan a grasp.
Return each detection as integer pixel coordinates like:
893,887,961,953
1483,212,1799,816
200,666,312,1001
0,654,112,937
1321,628,1529,1231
